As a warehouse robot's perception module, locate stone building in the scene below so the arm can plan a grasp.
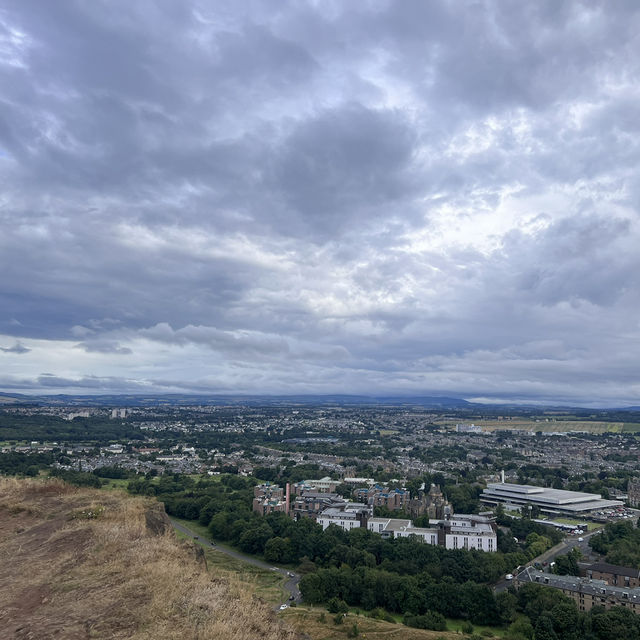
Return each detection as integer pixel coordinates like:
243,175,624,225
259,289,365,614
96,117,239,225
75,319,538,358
627,478,640,507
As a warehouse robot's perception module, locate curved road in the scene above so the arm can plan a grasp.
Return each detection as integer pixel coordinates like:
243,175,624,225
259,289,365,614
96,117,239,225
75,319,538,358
494,528,603,593
170,518,301,608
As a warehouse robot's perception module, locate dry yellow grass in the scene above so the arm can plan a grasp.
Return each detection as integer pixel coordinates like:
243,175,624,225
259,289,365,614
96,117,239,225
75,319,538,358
0,477,298,640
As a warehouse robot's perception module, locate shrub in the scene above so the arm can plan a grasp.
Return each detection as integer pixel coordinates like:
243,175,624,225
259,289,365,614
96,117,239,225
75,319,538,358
461,620,474,634
327,597,349,614
404,610,447,631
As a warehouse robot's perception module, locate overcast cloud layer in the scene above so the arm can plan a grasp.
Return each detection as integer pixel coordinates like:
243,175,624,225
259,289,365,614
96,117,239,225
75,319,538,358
1,0,640,405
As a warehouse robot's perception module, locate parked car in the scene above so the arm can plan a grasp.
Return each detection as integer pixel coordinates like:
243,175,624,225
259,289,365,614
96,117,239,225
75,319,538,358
505,574,514,580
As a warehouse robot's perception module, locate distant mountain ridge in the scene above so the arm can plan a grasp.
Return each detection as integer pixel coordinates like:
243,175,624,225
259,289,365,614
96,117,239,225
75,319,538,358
0,392,473,408
1,391,639,411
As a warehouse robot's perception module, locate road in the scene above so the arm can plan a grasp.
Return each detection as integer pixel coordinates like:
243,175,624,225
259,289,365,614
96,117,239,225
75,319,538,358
494,528,603,593
170,518,302,608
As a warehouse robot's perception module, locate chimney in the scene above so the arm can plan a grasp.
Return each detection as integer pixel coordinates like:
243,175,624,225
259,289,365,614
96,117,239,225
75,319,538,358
285,482,291,515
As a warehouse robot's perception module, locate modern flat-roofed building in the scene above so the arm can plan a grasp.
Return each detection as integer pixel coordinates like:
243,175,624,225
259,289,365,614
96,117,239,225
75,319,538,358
437,514,497,552
317,503,372,531
480,481,623,516
367,517,439,545
366,514,496,552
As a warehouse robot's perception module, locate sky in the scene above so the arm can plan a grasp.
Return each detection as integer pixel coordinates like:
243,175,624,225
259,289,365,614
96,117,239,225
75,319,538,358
1,1,640,406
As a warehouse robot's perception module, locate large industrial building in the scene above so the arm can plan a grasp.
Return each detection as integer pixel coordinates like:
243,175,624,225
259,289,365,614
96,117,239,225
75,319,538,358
480,481,624,516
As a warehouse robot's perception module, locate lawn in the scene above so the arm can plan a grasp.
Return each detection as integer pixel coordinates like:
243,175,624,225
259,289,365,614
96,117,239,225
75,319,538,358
552,517,601,531
453,418,626,434
446,617,506,637
100,477,131,490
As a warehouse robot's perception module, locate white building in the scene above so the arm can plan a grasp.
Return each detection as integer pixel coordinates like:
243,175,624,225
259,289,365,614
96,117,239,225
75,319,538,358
456,423,482,433
367,514,496,551
320,505,498,552
438,515,496,552
301,476,338,493
317,503,372,530
342,477,376,486
367,518,439,545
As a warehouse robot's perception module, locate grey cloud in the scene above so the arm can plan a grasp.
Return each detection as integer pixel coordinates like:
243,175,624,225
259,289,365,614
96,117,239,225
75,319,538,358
1,1,640,404
266,104,420,236
0,342,30,354
74,340,133,355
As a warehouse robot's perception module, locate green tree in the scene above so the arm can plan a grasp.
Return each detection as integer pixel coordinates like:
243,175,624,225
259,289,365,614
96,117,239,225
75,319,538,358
506,617,534,640
264,536,292,563
534,615,558,640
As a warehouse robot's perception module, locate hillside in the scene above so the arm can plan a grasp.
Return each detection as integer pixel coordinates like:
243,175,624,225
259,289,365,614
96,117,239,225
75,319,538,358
0,477,298,640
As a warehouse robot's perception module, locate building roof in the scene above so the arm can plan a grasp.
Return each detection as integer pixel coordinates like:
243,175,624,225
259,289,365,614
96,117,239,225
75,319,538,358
481,482,623,512
588,563,640,579
516,566,640,602
319,507,359,519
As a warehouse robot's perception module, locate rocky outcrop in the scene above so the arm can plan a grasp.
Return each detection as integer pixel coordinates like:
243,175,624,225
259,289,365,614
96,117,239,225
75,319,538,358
144,502,172,536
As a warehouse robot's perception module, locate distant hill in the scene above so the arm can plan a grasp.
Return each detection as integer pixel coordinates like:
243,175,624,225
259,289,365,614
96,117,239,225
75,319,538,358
0,392,474,408
0,477,297,640
2,391,639,412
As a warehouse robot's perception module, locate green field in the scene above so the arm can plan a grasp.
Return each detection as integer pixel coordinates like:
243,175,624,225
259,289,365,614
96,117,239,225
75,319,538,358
551,517,601,532
446,616,507,637
444,418,635,434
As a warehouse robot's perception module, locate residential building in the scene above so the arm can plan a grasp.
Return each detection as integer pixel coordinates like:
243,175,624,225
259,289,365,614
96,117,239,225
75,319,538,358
292,476,338,495
436,514,496,552
317,503,372,531
627,478,640,508
252,483,286,515
367,517,439,545
586,563,640,589
365,513,496,551
291,492,345,520
354,485,410,511
342,477,376,487
515,566,640,613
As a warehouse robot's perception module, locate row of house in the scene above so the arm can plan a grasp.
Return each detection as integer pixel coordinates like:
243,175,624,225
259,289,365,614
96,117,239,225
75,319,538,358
515,565,640,613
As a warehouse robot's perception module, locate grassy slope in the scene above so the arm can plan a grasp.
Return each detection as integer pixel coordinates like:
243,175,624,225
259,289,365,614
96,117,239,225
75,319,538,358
282,606,465,640
0,477,298,640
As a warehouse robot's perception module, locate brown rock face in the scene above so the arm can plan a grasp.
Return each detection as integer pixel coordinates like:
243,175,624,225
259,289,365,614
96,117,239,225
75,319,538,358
144,502,172,536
